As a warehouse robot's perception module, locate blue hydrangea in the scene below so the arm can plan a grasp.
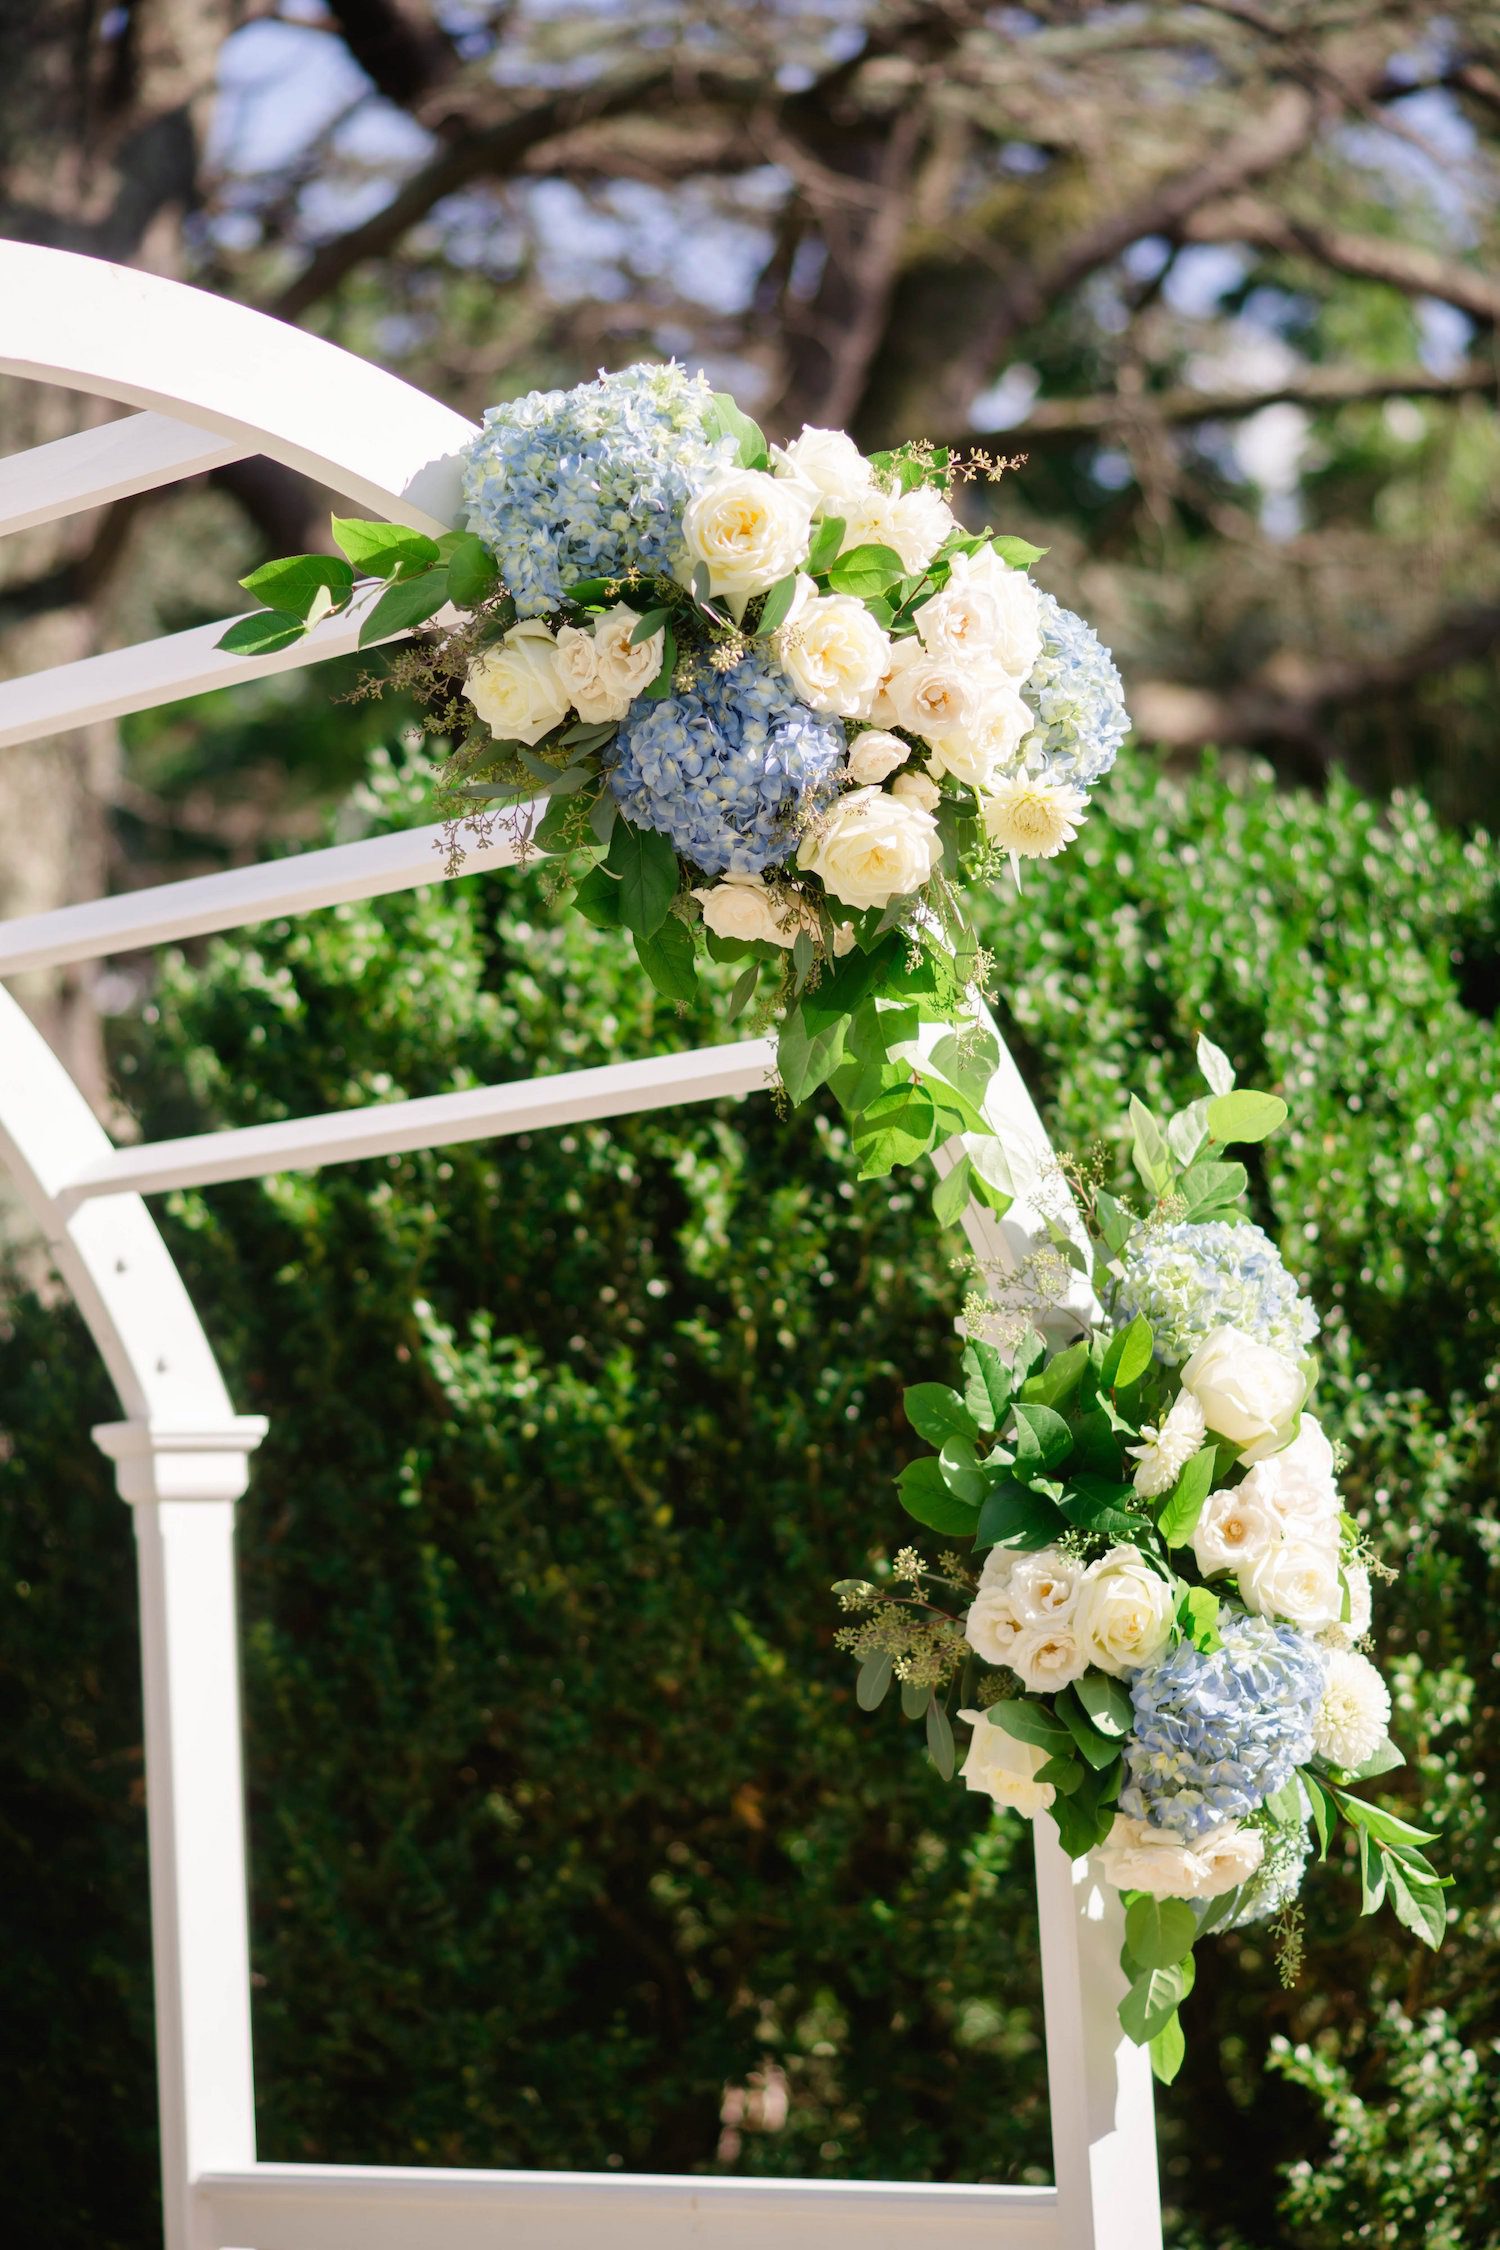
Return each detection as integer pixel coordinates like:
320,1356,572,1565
1119,1615,1324,1841
606,655,845,875
1018,588,1129,790
1116,1220,1319,1367
460,364,730,616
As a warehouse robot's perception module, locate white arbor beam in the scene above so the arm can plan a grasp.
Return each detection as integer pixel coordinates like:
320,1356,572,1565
0,584,458,752
0,412,251,537
57,1042,778,1206
0,242,476,530
193,2166,1059,2250
0,815,538,975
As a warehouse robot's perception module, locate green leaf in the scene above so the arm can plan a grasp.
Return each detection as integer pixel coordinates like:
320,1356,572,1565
805,515,846,575
926,1700,956,1781
937,1436,988,1505
571,863,623,929
629,605,672,644
1166,1100,1210,1168
1011,1401,1073,1474
240,553,354,619
1176,1584,1223,1653
1384,1854,1447,1948
1101,1314,1154,1391
1021,1339,1091,1411
1157,1444,1218,1547
852,1086,936,1177
531,792,588,852
985,1700,1073,1755
961,1339,1012,1432
633,917,698,1003
1357,1824,1386,1914
933,1153,973,1229
1180,1159,1250,1216
987,534,1046,568
588,789,618,848
445,533,501,608
726,961,760,1023
1207,1089,1288,1145
643,620,677,698
756,574,800,635
778,1005,848,1106
976,1481,1064,1551
1196,1033,1235,1095
1074,1672,1135,1738
1343,1738,1406,1781
606,819,679,937
330,516,442,574
901,1678,931,1721
1057,1474,1142,1542
1129,1095,1174,1197
704,390,769,469
1093,1189,1134,1255
357,567,449,647
1302,1769,1339,1859
856,1651,894,1711
1333,1794,1439,1850
1125,1895,1199,1971
896,1456,981,1535
825,542,905,598
904,1383,980,1449
1149,2011,1186,2085
1119,1955,1194,2045
1051,1752,1123,1858
1054,1688,1120,1771
215,609,306,656
927,1028,1001,1113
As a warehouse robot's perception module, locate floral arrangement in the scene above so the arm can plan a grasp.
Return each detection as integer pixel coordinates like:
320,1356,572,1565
221,363,1126,1211
834,1039,1446,2082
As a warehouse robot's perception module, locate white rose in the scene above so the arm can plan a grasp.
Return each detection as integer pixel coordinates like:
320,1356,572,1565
797,786,941,911
682,467,814,600
1179,1326,1309,1465
1009,1624,1088,1695
693,872,804,951
777,592,890,717
1191,1481,1283,1579
1073,1547,1175,1678
957,1710,1056,1817
880,640,984,742
592,603,666,709
1239,1533,1342,1629
891,769,941,810
1008,1546,1085,1625
924,682,1031,789
964,1585,1025,1666
771,425,873,503
465,620,572,746
943,547,1045,679
845,728,912,786
1237,1415,1341,1533
1099,1815,1264,1900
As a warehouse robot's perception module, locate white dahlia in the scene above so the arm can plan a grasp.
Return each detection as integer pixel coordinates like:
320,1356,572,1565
1312,1648,1392,1770
981,774,1087,859
1127,1389,1207,1498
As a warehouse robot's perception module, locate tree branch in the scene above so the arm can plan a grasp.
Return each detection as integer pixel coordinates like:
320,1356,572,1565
1182,195,1500,325
956,360,1499,444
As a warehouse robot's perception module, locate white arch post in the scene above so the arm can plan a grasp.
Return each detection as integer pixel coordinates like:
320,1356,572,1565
0,244,1160,2250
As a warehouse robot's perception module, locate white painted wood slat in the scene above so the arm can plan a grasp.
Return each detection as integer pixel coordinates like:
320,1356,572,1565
0,584,457,752
0,815,538,975
0,411,250,537
194,2165,1060,2250
57,1042,777,1206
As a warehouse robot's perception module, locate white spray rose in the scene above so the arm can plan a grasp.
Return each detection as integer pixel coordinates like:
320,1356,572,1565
1239,1533,1342,1630
1073,1547,1175,1677
942,546,1045,679
845,728,911,786
925,683,1031,790
771,425,872,503
592,603,667,707
964,1584,1026,1666
797,785,941,911
1009,1624,1088,1694
957,1710,1056,1817
682,468,814,600
891,769,941,810
880,640,984,742
777,592,890,717
693,873,805,951
465,620,571,746
1099,1814,1263,1899
1191,1480,1283,1578
1008,1546,1085,1624
1236,1415,1341,1533
1179,1325,1309,1464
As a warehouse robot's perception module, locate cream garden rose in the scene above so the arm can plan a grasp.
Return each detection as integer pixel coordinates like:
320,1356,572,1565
796,786,941,911
771,424,872,503
1098,1814,1264,1900
1236,1415,1340,1531
1191,1479,1283,1578
1239,1533,1342,1630
682,467,814,601
940,547,1045,679
891,769,941,810
957,1710,1056,1817
693,872,804,950
1009,1624,1087,1694
465,620,571,746
845,728,911,786
553,604,664,723
1179,1325,1308,1464
1074,1546,1175,1677
777,592,890,718
924,683,1031,791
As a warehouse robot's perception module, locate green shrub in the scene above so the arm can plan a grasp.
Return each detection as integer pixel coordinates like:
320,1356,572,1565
2,751,1496,2248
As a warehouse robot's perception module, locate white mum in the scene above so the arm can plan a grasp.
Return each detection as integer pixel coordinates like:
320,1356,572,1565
1127,1390,1207,1498
981,775,1088,860
1313,1648,1391,1769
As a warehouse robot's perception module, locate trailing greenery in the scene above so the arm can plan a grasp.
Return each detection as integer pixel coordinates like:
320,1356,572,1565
1,751,1496,2249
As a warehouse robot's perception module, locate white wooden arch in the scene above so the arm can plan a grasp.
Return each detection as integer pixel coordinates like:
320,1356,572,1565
0,245,1161,2250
